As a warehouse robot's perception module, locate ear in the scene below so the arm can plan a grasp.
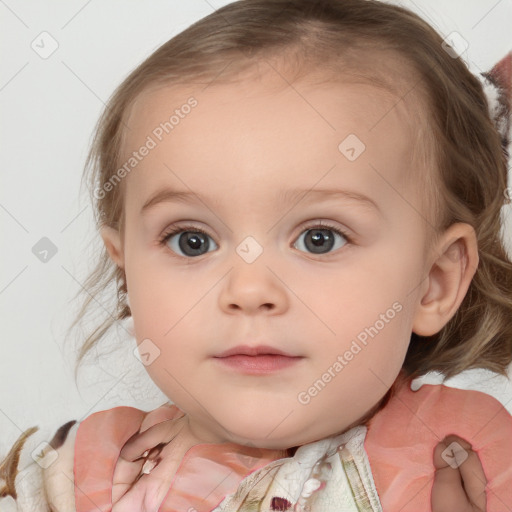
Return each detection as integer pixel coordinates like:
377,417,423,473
412,223,479,336
100,225,125,269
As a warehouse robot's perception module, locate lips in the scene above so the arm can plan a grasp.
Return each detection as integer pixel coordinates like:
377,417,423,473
213,344,297,358
212,345,303,374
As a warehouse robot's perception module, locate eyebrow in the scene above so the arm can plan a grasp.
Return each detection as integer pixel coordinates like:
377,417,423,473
140,187,381,215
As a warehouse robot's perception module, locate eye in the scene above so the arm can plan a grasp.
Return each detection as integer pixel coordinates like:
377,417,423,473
159,221,350,258
293,221,350,255
159,225,218,258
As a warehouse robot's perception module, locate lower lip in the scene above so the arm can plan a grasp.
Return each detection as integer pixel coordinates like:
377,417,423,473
213,355,303,374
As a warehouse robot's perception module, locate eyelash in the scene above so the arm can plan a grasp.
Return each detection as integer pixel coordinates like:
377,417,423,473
158,221,352,255
158,224,211,246
301,221,353,246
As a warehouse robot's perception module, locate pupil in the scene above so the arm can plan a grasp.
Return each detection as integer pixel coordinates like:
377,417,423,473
188,234,201,249
312,231,324,246
179,231,208,256
307,229,334,254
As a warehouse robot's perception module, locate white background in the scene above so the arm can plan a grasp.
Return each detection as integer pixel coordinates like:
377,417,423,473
1,0,511,455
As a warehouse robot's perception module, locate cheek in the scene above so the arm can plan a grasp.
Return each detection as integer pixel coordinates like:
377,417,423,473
125,256,207,359
310,250,419,374
301,251,412,329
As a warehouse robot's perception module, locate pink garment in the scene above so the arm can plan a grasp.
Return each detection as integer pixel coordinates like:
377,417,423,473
73,379,512,511
364,381,512,511
74,405,288,511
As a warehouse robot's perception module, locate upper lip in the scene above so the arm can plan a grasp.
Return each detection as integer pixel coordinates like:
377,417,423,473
214,345,299,358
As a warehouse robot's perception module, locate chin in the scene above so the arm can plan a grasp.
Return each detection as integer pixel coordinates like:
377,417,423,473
217,416,304,450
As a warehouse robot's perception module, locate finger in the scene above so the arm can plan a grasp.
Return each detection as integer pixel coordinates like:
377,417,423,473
111,457,145,505
432,436,487,512
455,444,487,511
432,456,474,512
112,442,169,505
112,438,179,512
119,417,184,462
436,435,487,510
112,477,148,512
112,417,185,505
139,403,181,433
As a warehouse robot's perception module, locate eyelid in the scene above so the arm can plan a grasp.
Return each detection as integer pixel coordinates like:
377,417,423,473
158,219,352,239
158,223,213,244
297,219,353,242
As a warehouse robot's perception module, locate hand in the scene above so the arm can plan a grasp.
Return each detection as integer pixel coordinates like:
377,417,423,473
111,414,189,512
432,434,487,512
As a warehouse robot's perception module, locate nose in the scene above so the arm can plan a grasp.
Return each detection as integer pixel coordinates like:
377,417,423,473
218,253,289,315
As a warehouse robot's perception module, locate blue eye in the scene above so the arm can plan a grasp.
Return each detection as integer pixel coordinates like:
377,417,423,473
293,222,349,255
159,225,218,258
159,221,350,258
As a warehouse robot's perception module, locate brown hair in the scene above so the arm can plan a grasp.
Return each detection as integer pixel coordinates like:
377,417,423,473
69,0,512,384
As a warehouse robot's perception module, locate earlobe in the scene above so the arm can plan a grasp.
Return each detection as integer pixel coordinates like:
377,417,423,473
412,223,479,336
100,225,125,269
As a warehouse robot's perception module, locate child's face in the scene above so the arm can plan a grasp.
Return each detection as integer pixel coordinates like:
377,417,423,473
104,67,436,449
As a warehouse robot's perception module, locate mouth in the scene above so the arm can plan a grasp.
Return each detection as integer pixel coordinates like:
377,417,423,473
212,345,304,374
213,344,298,358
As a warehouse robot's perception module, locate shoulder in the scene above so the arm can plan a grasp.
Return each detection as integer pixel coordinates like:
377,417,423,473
364,368,512,512
0,402,182,512
409,367,512,414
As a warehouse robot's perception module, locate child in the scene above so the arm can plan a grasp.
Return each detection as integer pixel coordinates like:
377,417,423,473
1,0,512,510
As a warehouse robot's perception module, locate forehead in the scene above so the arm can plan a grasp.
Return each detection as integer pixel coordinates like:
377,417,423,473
120,66,420,213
